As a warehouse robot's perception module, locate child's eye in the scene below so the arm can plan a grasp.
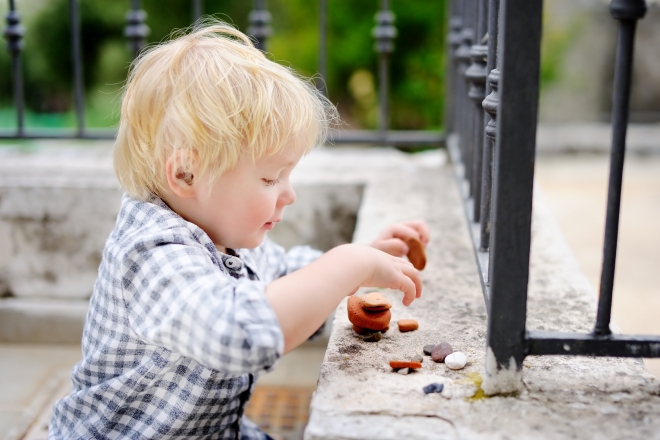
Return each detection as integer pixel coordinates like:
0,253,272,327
262,178,280,186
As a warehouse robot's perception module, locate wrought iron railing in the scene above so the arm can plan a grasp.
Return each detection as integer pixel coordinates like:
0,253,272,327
1,0,444,148
447,0,660,390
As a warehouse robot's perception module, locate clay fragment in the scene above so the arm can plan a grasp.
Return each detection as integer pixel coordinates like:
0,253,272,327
397,319,419,332
362,292,391,308
423,344,436,355
423,383,444,394
352,324,370,335
389,360,422,370
347,296,391,331
431,342,453,363
363,332,382,342
405,236,427,270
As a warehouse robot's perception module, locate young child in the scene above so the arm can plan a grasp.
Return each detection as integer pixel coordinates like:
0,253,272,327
49,22,428,440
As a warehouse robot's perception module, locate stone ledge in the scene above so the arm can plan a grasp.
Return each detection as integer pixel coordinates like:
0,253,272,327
305,150,660,439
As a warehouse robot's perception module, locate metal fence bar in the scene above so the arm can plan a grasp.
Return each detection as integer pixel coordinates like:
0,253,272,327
527,331,660,357
192,0,203,22
373,0,396,144
448,2,463,136
317,0,327,96
465,0,488,221
456,6,473,186
479,0,500,251
248,0,271,52
486,0,542,371
593,0,647,336
69,0,85,137
125,0,149,59
3,0,25,137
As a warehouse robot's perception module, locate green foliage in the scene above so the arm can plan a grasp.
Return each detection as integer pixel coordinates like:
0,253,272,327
0,0,447,131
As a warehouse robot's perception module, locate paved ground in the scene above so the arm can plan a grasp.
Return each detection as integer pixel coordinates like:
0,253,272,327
535,154,660,377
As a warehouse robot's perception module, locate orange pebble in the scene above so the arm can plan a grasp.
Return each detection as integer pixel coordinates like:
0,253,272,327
397,319,419,332
405,236,427,270
389,360,422,370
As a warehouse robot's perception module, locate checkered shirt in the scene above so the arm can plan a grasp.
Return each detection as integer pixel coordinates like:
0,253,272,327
49,194,321,439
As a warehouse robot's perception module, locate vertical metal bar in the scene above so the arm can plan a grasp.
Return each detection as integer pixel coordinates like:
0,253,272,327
372,0,397,143
448,3,463,137
318,0,327,96
192,0,203,22
456,15,473,181
486,0,542,373
465,0,489,221
69,0,85,137
3,0,25,137
594,0,647,336
125,0,150,59
248,0,272,52
479,0,500,251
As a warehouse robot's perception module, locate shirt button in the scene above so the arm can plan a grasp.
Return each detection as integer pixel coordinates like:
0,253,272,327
224,256,243,270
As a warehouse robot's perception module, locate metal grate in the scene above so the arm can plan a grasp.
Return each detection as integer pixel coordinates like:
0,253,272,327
244,386,315,440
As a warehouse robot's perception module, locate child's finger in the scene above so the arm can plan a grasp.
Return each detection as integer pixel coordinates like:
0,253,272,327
399,263,422,304
385,223,422,243
402,220,430,246
373,238,409,257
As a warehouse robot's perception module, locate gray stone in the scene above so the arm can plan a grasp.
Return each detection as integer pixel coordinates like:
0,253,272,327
397,368,410,375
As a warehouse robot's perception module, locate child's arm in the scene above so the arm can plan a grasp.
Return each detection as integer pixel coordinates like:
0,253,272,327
266,243,422,353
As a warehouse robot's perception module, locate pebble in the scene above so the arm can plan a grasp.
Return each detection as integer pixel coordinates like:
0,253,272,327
445,351,467,370
423,344,436,355
362,331,382,342
411,354,423,363
389,360,422,370
397,368,410,375
347,296,391,331
361,292,391,309
405,236,427,270
397,319,419,332
423,383,444,394
431,341,453,363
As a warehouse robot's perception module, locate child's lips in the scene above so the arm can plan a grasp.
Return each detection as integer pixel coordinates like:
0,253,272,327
264,220,279,230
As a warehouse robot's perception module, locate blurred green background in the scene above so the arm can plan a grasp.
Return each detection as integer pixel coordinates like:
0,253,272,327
0,0,448,133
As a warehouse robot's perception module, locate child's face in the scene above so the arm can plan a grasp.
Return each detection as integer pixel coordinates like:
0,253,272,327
193,143,304,252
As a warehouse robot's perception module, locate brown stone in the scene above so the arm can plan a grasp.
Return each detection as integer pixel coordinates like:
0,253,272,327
347,296,391,331
362,304,392,312
389,360,422,370
352,324,370,335
405,236,427,270
362,292,391,309
397,319,419,332
431,341,453,363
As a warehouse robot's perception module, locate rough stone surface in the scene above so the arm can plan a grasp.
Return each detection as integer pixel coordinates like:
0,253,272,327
305,144,660,440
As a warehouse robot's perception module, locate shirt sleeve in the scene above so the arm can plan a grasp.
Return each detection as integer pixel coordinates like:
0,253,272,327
253,237,323,283
120,240,284,375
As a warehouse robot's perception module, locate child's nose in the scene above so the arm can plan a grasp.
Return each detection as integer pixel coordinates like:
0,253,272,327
279,183,296,206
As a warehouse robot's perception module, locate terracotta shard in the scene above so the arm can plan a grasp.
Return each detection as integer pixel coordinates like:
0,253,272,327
347,296,391,331
397,319,419,332
361,292,391,308
389,360,422,370
405,236,427,270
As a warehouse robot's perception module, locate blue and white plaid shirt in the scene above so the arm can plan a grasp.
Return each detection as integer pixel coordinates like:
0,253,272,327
49,194,321,439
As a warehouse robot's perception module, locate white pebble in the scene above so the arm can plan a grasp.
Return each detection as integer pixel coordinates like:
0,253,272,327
397,368,410,375
445,352,467,370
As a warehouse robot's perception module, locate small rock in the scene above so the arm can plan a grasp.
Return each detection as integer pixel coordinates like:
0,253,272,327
431,341,453,363
423,383,444,394
397,368,410,375
397,319,419,332
445,351,467,370
423,344,436,355
389,360,422,370
363,331,382,342
405,236,427,270
347,296,391,332
362,292,391,308
411,354,423,363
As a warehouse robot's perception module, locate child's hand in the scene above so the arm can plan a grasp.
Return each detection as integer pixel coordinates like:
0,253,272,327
355,245,422,306
369,220,430,257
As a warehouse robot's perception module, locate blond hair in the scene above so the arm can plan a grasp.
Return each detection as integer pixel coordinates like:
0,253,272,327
114,20,336,201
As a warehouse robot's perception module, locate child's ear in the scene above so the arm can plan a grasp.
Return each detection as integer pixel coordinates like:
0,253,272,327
165,150,197,199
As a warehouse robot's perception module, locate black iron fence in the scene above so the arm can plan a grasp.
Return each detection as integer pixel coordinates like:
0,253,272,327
447,0,660,380
2,0,443,148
